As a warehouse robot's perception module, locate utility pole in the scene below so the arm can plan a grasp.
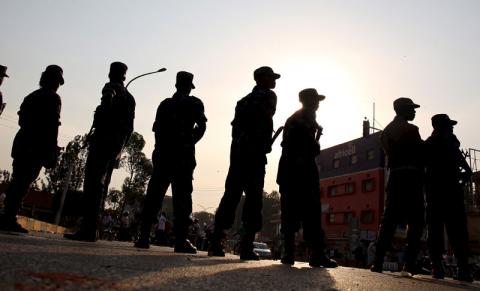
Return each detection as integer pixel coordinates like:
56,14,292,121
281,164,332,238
55,143,74,225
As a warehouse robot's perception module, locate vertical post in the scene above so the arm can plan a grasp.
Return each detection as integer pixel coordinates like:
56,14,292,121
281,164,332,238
372,102,375,134
55,162,73,225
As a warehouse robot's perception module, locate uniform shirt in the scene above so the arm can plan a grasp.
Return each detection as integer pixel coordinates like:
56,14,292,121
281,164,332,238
93,82,136,145
231,86,277,157
425,132,469,184
153,92,207,156
277,109,321,185
381,115,423,170
12,88,61,159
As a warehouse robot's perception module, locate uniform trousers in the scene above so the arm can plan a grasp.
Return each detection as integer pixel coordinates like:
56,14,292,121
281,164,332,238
140,154,195,240
426,184,469,268
214,154,266,234
375,169,425,267
4,157,43,220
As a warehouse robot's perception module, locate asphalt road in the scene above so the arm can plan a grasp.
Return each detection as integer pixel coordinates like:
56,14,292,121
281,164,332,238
0,232,478,290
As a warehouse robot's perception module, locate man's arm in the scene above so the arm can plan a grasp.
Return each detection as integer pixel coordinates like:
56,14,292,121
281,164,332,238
193,99,207,144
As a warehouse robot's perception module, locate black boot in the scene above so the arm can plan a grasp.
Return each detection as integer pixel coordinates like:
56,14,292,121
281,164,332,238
0,215,28,233
239,232,259,261
309,250,337,268
457,260,473,283
134,222,152,249
64,227,97,242
174,238,197,254
431,260,445,279
208,230,226,257
281,233,295,265
134,233,151,249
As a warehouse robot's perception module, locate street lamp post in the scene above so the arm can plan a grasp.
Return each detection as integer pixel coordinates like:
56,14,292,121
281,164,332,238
126,68,167,89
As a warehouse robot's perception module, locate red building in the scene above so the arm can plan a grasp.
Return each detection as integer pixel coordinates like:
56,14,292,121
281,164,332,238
317,131,385,252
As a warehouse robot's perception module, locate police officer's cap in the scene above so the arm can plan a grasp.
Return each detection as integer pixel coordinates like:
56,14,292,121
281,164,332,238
43,65,64,85
176,71,195,89
432,114,457,128
299,88,325,103
393,97,420,110
110,62,128,75
254,66,281,81
0,65,9,78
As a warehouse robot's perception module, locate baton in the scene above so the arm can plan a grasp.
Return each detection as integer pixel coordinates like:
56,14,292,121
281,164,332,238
271,126,284,146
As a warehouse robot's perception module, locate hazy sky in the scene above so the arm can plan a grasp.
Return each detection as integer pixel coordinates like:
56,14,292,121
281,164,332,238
1,0,479,213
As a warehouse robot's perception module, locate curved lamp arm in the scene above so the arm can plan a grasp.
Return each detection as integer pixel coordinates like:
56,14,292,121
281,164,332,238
126,68,167,88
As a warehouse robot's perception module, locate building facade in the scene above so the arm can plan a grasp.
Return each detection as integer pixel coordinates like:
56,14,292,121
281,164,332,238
317,131,385,253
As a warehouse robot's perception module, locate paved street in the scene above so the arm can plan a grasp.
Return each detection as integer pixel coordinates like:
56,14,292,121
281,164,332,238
0,232,478,291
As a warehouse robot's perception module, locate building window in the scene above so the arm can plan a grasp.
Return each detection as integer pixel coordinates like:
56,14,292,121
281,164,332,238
350,154,358,165
328,213,335,224
344,212,353,224
333,159,340,168
345,183,355,194
360,210,374,224
328,186,337,197
366,149,375,160
362,179,375,192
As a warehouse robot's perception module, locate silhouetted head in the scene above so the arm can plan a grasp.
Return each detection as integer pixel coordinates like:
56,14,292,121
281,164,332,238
254,66,280,89
393,97,419,121
108,62,128,83
431,114,456,133
175,71,195,95
39,65,64,91
0,65,8,86
299,88,325,112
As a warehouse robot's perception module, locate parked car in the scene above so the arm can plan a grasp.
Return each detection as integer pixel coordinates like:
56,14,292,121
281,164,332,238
253,242,272,259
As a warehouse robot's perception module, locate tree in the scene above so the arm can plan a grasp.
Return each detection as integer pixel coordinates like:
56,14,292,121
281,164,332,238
104,188,122,212
193,211,215,228
43,134,88,194
119,132,153,213
261,190,281,241
0,169,12,185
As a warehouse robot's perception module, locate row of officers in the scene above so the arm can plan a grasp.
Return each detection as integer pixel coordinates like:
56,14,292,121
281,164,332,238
0,64,474,281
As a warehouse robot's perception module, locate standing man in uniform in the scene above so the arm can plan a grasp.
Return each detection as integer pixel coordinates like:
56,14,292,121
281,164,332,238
371,97,425,275
425,114,473,282
277,88,337,268
209,66,279,260
0,65,63,232
65,62,135,242
135,71,207,253
0,65,8,116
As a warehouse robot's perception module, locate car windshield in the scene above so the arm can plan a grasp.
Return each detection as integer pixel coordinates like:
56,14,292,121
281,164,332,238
253,242,269,249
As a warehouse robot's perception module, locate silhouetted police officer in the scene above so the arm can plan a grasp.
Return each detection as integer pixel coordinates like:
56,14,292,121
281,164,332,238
209,66,279,260
0,65,63,233
0,65,8,115
135,71,206,253
277,88,337,268
425,114,473,282
371,97,425,275
65,62,135,241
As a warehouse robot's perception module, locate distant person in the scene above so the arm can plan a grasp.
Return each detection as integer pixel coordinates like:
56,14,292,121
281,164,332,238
65,62,135,242
366,241,376,267
0,65,8,116
0,65,63,233
0,192,6,209
135,71,207,253
118,211,131,241
276,88,337,268
425,114,473,282
154,211,168,245
209,66,280,260
371,97,425,276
